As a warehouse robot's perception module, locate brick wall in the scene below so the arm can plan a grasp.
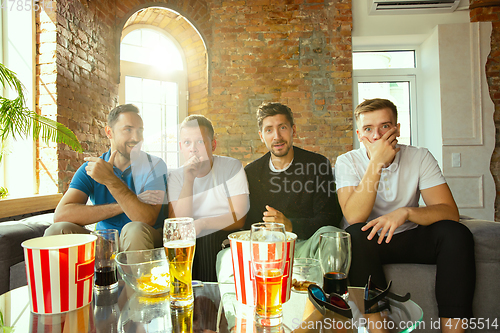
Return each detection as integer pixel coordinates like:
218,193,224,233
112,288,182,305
470,2,500,220
41,0,353,192
37,0,119,192
207,0,352,164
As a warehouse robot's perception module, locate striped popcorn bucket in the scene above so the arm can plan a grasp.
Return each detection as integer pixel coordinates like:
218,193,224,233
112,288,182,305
228,230,296,306
22,234,97,314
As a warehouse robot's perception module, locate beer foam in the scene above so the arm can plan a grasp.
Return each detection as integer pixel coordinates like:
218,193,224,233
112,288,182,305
164,240,196,248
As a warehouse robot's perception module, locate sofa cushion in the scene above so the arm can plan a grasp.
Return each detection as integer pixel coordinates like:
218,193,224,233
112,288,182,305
460,218,500,263
0,213,54,295
10,261,28,290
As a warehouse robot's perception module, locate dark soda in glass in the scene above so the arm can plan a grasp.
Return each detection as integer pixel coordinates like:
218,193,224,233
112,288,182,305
94,266,117,287
323,271,348,296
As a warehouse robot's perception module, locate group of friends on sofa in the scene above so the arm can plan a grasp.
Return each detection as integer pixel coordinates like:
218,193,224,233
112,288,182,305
43,99,475,333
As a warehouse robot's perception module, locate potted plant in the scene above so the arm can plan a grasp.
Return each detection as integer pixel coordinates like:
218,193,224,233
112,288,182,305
0,62,82,196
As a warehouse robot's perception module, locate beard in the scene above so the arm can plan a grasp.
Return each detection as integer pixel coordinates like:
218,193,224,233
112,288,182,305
116,141,140,160
269,141,292,158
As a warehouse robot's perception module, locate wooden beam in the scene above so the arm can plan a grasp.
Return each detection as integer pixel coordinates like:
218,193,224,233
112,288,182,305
0,193,62,219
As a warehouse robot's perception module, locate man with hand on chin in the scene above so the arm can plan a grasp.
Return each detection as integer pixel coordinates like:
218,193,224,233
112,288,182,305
335,98,475,332
244,102,342,255
45,104,168,251
167,115,249,282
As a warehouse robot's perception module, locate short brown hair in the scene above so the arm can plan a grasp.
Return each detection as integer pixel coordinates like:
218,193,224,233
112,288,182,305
180,114,215,139
256,102,294,130
354,98,398,124
108,104,140,128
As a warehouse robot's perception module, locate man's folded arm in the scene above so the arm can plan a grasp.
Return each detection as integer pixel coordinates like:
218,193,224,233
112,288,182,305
336,156,383,224
106,177,162,226
53,188,123,225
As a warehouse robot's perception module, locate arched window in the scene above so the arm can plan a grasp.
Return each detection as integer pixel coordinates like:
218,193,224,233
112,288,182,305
119,26,187,169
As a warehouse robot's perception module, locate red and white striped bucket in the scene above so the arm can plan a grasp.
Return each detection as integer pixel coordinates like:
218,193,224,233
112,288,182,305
22,234,97,314
228,230,296,306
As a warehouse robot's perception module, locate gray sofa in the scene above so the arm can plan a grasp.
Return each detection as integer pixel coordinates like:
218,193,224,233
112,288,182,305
0,213,54,295
1,215,499,331
385,217,500,332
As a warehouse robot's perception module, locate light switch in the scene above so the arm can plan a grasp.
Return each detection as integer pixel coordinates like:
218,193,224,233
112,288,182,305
452,153,461,168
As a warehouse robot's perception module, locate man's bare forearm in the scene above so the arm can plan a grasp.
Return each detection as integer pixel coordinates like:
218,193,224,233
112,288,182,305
105,178,160,225
342,161,383,224
54,203,123,225
406,204,460,225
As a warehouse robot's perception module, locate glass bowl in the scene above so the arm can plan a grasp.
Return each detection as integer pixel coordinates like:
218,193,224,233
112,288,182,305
291,258,322,293
115,248,170,296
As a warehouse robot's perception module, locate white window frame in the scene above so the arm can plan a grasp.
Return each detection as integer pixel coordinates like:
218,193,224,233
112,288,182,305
353,49,419,150
119,25,188,168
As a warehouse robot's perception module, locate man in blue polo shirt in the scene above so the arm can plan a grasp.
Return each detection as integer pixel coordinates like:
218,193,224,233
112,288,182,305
44,104,168,251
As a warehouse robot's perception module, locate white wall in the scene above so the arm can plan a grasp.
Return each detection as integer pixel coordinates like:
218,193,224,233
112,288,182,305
438,23,495,220
418,27,443,166
352,0,470,48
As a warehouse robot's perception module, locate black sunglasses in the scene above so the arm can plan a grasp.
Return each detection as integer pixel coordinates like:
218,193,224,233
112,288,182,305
364,275,411,314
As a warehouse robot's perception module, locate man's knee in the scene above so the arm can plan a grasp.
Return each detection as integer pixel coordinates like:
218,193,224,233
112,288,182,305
120,222,159,251
44,222,89,236
345,223,368,242
432,220,474,247
121,221,149,236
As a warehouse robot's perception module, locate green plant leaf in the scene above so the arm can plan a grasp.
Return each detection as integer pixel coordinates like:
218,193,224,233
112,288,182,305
0,62,82,155
0,310,14,332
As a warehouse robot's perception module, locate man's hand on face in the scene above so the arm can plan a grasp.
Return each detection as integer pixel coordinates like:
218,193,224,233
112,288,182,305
84,150,118,186
361,127,400,168
183,154,204,181
361,207,409,244
262,205,293,232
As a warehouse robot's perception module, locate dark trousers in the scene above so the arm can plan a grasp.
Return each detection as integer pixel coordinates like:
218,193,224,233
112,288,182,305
346,220,476,318
193,229,230,282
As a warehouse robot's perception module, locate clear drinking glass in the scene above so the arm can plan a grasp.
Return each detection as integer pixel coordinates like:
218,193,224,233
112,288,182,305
250,222,287,327
163,217,196,308
291,258,323,293
318,231,351,300
92,229,119,290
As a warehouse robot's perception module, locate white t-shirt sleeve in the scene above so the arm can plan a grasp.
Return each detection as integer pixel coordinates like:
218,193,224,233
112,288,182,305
225,163,250,197
167,168,184,202
334,153,362,189
418,149,446,190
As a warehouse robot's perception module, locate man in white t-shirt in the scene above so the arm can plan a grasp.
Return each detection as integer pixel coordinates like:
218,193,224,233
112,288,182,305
335,98,475,333
167,115,250,282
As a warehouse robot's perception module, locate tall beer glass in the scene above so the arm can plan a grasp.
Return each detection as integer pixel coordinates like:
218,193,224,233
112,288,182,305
318,231,351,300
250,222,286,327
164,217,196,308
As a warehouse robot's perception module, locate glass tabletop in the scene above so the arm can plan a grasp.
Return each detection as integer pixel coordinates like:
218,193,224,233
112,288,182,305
0,283,422,333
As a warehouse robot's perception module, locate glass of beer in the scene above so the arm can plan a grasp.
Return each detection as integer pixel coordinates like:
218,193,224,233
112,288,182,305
164,217,196,308
318,231,351,300
250,222,287,327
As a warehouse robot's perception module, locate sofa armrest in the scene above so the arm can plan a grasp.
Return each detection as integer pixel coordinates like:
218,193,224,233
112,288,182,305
0,213,54,295
460,218,500,263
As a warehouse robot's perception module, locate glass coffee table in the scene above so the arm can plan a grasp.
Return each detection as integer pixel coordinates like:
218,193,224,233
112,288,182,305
0,283,422,332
